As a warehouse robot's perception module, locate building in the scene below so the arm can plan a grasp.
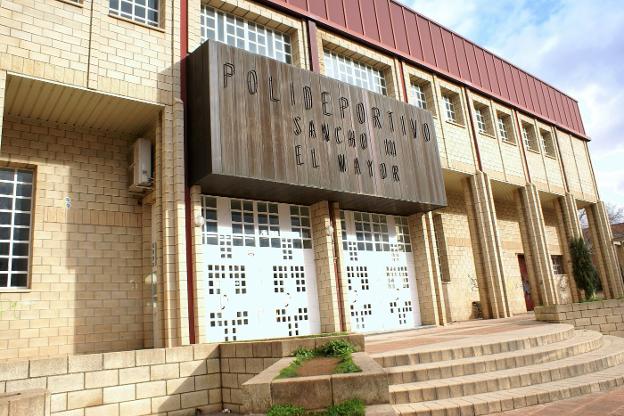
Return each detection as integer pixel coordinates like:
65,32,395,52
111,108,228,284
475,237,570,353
0,0,622,363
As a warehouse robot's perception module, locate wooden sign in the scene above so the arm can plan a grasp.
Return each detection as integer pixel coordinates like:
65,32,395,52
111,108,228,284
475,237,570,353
186,41,447,214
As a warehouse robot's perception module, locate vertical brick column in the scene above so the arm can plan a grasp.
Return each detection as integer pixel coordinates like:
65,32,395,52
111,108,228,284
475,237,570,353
187,0,203,53
586,201,624,299
87,0,104,90
555,194,583,302
154,101,190,348
310,201,343,333
464,171,510,319
516,184,558,305
190,185,207,343
408,212,447,325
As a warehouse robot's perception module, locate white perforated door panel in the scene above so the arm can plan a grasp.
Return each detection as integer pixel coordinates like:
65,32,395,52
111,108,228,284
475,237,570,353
201,196,320,342
341,211,421,332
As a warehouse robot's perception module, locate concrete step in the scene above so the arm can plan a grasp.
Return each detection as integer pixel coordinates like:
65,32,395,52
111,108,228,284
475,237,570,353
390,334,624,404
373,324,575,368
384,330,603,385
392,359,624,415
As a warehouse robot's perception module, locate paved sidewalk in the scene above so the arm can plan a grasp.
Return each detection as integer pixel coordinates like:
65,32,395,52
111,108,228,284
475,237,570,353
494,387,624,415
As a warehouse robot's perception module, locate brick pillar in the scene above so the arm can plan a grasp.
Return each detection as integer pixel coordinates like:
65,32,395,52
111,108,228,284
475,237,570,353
155,101,190,347
463,171,510,319
515,184,558,305
310,201,343,333
408,212,447,325
586,201,624,299
555,194,582,302
190,185,206,343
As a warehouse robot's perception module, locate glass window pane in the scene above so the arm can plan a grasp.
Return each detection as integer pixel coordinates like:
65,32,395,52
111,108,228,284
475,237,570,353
0,198,12,210
11,274,27,288
0,170,13,181
15,198,30,212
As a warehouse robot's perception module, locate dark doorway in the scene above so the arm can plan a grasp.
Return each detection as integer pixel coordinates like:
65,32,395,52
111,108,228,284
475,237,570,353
517,254,534,311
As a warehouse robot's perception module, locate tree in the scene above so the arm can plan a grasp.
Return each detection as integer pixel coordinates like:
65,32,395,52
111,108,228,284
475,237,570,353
579,202,624,228
569,237,600,301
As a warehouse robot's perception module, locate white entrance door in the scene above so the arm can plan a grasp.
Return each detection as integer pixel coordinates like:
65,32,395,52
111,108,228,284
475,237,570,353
201,196,320,342
341,211,421,332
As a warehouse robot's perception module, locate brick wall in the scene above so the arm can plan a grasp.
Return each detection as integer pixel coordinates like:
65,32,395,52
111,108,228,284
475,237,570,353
535,300,624,337
494,198,527,315
0,0,175,103
0,117,145,360
0,343,221,416
435,80,477,174
437,192,480,321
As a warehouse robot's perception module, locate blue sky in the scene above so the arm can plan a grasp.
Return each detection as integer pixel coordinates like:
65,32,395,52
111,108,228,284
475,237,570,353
399,0,624,206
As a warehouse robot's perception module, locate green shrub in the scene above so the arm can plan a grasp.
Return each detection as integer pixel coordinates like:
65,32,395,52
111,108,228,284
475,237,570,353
324,399,365,416
316,339,357,357
570,237,600,301
267,404,307,416
294,347,316,361
335,356,362,374
278,340,361,379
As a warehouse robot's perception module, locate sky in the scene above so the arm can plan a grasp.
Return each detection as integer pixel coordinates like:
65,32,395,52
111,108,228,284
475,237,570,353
398,0,624,207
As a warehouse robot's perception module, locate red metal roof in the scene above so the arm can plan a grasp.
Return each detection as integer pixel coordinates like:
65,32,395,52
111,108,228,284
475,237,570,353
259,0,587,139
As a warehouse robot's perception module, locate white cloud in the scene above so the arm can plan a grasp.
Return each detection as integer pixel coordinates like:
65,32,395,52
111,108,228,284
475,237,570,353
401,0,624,205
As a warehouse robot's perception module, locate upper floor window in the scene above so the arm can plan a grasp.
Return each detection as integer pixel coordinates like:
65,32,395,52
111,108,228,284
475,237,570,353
324,51,387,95
409,84,427,110
441,95,455,122
475,108,486,133
540,130,557,158
201,5,292,64
521,122,539,152
432,214,448,283
497,113,515,144
109,0,160,27
473,102,494,136
0,168,33,290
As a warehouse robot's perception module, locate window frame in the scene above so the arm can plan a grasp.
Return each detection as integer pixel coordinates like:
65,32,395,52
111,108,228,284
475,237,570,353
432,214,449,283
551,255,565,275
109,0,162,28
323,50,387,96
442,95,456,123
440,88,464,126
472,102,495,136
521,122,540,153
409,83,427,110
496,112,516,144
0,167,35,291
540,129,557,158
200,5,293,64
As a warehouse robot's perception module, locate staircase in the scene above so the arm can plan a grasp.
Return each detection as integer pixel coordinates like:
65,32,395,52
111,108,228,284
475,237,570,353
370,323,624,415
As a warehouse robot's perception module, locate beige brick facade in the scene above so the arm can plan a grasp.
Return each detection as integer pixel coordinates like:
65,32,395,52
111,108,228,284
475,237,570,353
0,0,621,381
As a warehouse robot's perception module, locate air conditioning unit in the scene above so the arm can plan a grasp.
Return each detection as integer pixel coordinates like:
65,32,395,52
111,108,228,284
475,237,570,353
128,138,153,193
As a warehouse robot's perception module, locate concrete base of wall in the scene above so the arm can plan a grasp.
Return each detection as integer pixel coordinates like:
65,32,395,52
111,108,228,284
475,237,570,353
535,299,624,336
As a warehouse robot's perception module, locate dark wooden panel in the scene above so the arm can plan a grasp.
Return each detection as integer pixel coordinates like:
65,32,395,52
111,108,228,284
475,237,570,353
186,41,447,213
